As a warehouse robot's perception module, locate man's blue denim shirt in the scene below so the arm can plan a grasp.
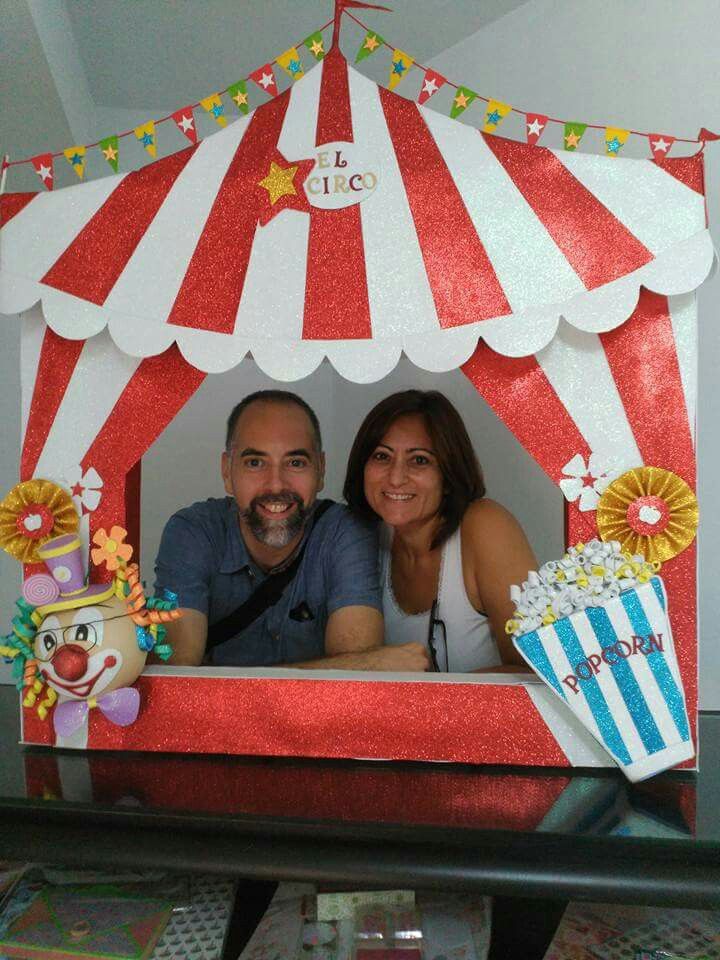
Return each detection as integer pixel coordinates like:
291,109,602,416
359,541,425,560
154,497,381,666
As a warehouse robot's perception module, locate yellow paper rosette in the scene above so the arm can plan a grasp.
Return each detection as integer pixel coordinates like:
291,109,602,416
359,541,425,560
0,479,79,564
596,466,698,563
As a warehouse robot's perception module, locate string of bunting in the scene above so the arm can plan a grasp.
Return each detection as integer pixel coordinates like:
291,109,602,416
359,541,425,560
4,8,717,193
348,9,713,159
4,19,334,191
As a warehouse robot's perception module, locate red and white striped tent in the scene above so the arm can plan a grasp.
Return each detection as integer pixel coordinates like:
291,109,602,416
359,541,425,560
0,43,711,765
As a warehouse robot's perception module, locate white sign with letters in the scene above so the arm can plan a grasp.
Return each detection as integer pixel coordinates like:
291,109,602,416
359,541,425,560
304,141,379,210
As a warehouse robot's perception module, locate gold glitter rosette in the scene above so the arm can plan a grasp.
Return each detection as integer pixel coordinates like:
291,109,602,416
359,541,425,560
0,479,79,564
596,466,698,563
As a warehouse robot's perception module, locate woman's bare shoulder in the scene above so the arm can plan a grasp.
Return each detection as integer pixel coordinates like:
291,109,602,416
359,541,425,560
462,498,523,533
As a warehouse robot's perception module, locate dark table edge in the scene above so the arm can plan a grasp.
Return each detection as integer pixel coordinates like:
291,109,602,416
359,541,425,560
1,799,718,909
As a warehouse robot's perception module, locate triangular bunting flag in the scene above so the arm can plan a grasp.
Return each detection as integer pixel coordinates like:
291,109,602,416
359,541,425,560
388,49,414,91
277,46,304,81
356,30,383,63
200,93,227,128
417,69,445,106
303,31,325,61
525,113,548,145
482,100,512,133
227,81,250,115
698,127,720,141
450,87,477,120
172,107,197,143
99,135,119,172
31,153,53,190
134,121,157,157
64,145,86,179
605,126,630,156
563,122,587,151
648,133,675,159
249,64,279,98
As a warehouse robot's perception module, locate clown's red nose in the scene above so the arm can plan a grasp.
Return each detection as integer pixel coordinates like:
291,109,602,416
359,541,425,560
52,644,88,681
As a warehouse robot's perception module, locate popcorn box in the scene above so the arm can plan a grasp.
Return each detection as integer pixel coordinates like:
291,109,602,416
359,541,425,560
513,577,694,782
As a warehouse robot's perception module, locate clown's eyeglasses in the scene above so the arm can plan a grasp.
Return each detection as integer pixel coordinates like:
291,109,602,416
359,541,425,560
33,612,133,662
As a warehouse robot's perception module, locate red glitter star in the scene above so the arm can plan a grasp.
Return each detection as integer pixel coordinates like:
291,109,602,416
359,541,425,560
257,150,315,227
71,482,85,499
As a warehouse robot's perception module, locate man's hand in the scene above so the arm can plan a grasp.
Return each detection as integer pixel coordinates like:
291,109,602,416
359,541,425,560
162,609,208,666
363,641,431,672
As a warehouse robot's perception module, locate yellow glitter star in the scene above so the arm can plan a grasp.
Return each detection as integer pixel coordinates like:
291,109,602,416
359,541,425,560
454,91,469,110
310,39,324,56
102,144,118,161
364,34,380,52
259,160,299,205
233,90,248,107
565,131,580,148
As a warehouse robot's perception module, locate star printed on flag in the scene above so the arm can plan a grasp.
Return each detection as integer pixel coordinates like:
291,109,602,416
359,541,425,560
450,87,477,119
178,115,194,133
303,31,326,60
563,122,587,152
259,72,274,89
102,143,118,161
200,94,227,127
233,90,248,106
455,92,469,109
31,153,54,188
100,135,120,172
417,70,445,106
652,137,670,152
277,46,305,81
135,121,157,156
392,59,407,75
227,81,249,115
69,152,83,165
250,64,279,97
63,145,86,178
256,151,316,226
310,39,324,57
364,35,379,51
565,131,580,148
172,107,198,143
356,30,384,63
527,118,544,138
486,110,501,125
140,132,153,147
37,163,52,181
606,137,621,154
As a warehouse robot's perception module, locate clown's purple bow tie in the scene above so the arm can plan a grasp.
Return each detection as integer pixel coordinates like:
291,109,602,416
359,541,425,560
53,687,140,738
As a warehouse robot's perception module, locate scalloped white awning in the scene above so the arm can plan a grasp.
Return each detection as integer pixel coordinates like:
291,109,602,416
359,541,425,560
0,51,713,383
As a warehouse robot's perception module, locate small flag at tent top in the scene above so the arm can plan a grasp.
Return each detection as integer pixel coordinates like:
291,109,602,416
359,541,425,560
249,64,279,98
303,31,325,60
227,81,250,115
388,49,414,91
99,135,120,172
450,86,477,120
563,122,587,151
482,100,512,133
31,153,53,190
417,69,445,105
356,30,383,63
648,133,675,160
64,145,86,179
605,126,630,157
172,107,197,144
200,93,227,128
135,121,157,157
277,46,304,81
525,114,548,146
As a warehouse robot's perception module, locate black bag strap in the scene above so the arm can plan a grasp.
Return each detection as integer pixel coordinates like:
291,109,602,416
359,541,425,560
207,499,334,649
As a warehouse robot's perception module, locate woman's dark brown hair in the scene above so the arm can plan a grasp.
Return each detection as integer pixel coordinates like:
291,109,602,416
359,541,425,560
343,390,485,550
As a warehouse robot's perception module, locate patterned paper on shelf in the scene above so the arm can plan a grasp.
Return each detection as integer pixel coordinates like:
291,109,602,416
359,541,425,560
543,901,720,959
151,875,236,960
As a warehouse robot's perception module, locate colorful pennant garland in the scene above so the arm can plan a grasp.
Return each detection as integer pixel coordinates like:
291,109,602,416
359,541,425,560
4,16,705,191
648,133,675,160
227,81,249,115
303,31,326,60
483,100,512,133
63,145,86,179
31,154,53,190
277,46,305,80
356,30,383,62
200,93,227,128
526,114,548,145
564,122,587,151
417,69,445,105
172,107,198,143
388,49,413,90
605,126,630,156
134,121,157,157
249,64,279,97
99,135,119,172
450,86,477,120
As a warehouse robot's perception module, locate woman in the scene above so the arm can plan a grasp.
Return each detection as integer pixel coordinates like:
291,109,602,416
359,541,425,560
344,390,537,672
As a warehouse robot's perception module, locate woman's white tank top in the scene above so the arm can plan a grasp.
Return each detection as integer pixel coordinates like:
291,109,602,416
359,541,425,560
380,524,501,673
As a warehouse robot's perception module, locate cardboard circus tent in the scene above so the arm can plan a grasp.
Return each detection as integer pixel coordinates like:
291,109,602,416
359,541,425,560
0,42,710,766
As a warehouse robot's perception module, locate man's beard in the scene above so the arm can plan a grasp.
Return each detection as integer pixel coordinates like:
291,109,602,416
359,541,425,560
240,491,308,548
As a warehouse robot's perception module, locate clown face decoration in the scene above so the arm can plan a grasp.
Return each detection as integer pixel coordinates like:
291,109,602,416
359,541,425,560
34,595,147,702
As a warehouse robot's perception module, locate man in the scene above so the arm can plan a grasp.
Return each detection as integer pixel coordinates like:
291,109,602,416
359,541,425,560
155,390,429,670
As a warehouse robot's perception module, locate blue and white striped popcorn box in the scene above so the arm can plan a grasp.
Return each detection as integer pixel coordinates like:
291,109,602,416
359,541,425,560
513,576,694,782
